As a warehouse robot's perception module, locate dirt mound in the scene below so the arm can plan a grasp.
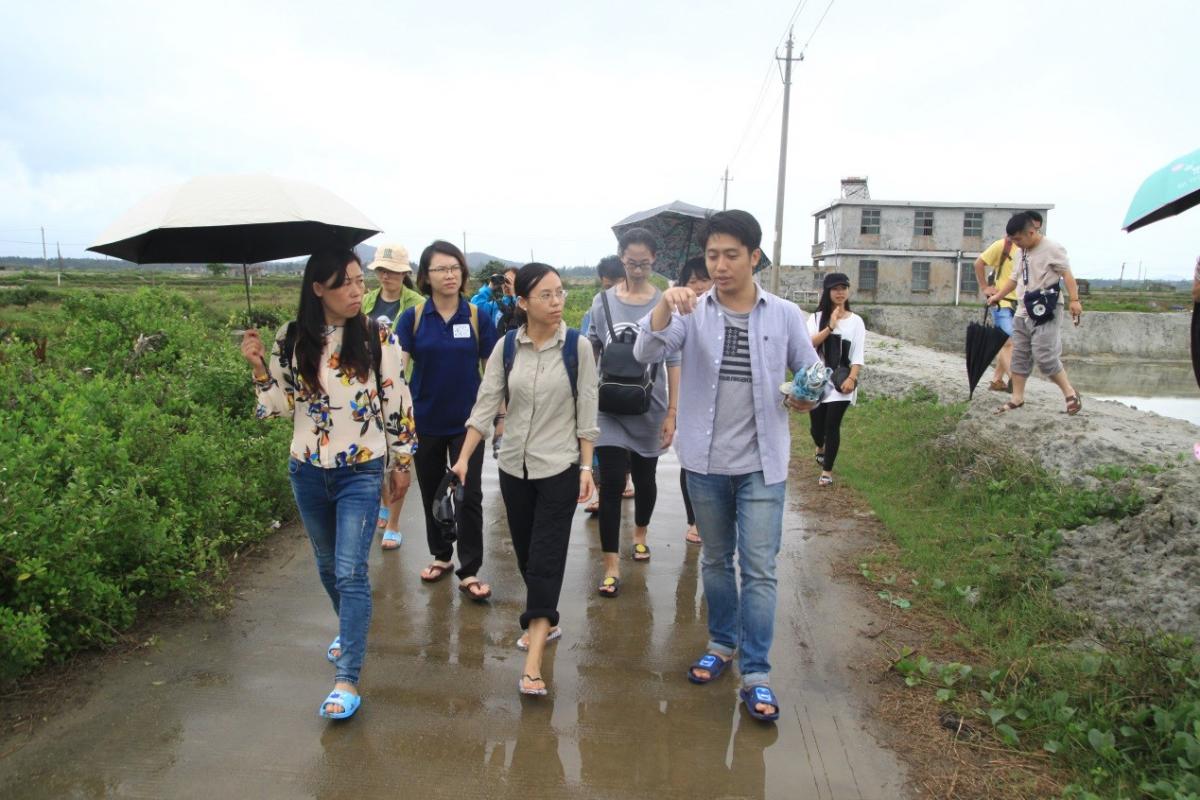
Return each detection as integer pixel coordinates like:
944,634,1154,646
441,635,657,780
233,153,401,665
863,331,1200,638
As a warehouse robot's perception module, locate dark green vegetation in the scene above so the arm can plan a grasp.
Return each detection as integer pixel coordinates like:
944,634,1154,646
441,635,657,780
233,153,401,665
811,392,1199,799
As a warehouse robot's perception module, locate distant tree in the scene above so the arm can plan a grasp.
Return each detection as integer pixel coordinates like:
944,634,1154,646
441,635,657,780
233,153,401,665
473,259,510,286
206,262,229,277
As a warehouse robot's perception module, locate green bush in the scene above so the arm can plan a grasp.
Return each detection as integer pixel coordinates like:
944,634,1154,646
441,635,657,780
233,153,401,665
0,289,293,676
0,287,52,307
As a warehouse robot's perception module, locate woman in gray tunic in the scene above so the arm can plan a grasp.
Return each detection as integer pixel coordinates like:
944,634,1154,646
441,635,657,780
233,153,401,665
586,228,680,598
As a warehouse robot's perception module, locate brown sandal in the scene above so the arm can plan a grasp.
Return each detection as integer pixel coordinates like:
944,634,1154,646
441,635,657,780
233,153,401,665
458,579,492,600
1065,394,1082,415
994,401,1024,415
420,562,453,582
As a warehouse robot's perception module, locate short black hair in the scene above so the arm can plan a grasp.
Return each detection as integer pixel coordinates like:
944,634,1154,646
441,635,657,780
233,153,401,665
1005,212,1034,237
617,227,658,256
1023,209,1044,225
596,255,624,282
678,256,709,286
697,209,762,253
416,240,470,295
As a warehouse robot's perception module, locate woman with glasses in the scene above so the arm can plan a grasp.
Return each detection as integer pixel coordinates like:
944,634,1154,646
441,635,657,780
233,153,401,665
585,228,680,599
451,263,598,696
396,241,499,600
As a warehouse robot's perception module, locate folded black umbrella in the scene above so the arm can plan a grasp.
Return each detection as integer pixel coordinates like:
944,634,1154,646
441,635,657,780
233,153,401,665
432,470,463,544
966,305,1010,398
1192,302,1199,390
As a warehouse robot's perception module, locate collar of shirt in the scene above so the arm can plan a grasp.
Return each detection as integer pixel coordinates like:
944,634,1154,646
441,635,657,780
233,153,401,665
515,321,567,349
701,282,764,312
422,296,469,321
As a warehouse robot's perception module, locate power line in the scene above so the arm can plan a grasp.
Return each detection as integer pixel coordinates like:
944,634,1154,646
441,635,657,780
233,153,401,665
801,0,837,53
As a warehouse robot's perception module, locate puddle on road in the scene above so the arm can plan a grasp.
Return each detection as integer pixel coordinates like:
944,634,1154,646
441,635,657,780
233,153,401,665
1064,359,1199,425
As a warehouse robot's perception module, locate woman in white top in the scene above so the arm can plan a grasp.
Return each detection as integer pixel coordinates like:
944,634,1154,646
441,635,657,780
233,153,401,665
806,272,865,487
240,250,416,720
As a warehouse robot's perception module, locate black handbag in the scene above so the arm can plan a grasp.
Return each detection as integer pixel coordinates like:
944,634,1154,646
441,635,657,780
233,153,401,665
822,328,852,388
1020,250,1059,326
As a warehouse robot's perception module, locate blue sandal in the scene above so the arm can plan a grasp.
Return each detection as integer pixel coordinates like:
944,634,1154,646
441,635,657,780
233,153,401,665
319,690,361,719
326,636,341,663
687,652,732,684
739,684,781,722
381,530,402,549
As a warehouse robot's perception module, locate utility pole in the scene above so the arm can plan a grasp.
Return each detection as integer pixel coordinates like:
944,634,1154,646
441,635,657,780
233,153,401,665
721,167,733,211
1118,261,1125,288
56,243,63,287
41,226,48,270
463,231,468,258
770,29,803,295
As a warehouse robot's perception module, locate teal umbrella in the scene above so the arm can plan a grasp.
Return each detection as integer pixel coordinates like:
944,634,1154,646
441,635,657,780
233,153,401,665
1122,147,1200,231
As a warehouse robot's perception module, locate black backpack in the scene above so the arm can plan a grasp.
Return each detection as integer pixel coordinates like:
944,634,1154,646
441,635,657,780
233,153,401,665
596,289,658,415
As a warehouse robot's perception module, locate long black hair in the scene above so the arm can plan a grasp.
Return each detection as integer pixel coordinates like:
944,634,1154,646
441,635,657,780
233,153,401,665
678,256,709,286
815,282,852,327
511,262,560,328
295,249,372,395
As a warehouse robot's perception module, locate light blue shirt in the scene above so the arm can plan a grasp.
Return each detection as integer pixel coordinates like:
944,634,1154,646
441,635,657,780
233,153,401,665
633,285,820,485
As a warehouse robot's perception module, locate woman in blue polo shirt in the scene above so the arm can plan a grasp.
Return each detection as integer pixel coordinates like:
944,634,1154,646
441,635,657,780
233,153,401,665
397,241,499,599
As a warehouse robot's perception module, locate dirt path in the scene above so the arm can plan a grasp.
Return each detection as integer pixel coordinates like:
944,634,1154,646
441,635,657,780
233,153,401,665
0,452,909,799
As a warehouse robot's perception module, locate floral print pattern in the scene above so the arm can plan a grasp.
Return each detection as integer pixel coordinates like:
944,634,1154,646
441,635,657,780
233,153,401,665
254,322,416,469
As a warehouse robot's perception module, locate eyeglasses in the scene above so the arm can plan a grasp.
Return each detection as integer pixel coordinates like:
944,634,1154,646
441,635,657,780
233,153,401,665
624,260,652,270
530,289,568,302
428,266,459,275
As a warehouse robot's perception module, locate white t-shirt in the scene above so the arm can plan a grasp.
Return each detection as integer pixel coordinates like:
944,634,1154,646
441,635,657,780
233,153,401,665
806,310,866,405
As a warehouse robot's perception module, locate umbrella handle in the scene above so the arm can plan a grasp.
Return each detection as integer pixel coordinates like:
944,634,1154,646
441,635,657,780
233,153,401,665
242,262,253,327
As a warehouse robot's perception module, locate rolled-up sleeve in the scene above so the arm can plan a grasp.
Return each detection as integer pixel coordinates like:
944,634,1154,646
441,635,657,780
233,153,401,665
465,343,506,439
574,334,599,442
634,311,686,364
378,328,417,467
253,323,294,420
787,309,821,374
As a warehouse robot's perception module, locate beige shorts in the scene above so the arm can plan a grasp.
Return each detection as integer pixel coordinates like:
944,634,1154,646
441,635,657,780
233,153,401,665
1010,314,1063,377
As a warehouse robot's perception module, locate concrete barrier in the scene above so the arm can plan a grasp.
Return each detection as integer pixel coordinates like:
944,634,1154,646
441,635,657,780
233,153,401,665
855,304,1192,360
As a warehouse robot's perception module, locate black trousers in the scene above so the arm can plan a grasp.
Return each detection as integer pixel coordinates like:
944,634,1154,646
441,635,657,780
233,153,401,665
499,464,579,630
809,400,852,471
595,446,658,554
680,468,695,526
413,431,485,580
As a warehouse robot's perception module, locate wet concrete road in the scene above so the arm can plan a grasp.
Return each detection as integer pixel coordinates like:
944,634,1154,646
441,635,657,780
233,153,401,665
1,452,908,799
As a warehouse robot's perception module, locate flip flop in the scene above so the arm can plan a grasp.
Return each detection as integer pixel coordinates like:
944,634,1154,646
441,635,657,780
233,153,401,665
739,684,781,722
458,580,492,601
420,562,453,582
597,576,621,598
318,690,361,720
1065,394,1082,416
994,400,1024,415
519,675,548,696
381,530,402,550
376,507,390,529
684,527,702,545
584,500,599,514
687,652,732,684
516,626,562,651
622,487,635,499
818,475,833,487
326,636,341,663
632,543,651,562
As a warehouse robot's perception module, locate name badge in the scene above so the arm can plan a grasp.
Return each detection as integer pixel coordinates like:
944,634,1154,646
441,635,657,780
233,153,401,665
453,324,471,339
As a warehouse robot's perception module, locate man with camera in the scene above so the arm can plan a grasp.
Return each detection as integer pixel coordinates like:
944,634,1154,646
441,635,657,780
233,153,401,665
988,212,1083,416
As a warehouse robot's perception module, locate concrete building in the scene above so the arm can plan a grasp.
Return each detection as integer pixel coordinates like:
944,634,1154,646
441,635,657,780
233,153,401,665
808,178,1053,304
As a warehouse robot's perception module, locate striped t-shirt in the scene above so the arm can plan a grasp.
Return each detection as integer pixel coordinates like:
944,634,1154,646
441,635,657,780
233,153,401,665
707,304,761,475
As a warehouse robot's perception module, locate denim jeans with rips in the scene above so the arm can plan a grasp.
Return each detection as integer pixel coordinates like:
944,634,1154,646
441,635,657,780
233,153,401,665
683,469,786,688
288,456,384,686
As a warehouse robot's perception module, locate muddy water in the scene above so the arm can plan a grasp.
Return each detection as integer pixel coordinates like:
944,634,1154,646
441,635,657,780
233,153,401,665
1063,359,1200,425
0,452,908,800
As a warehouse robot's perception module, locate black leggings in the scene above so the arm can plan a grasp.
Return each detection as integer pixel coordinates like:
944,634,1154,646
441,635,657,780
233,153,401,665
680,469,695,526
499,465,578,630
809,400,851,471
595,446,658,554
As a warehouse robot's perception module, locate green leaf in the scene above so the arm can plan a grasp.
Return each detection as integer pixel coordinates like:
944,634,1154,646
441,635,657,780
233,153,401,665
1087,728,1116,756
935,688,954,703
996,723,1020,746
987,707,1008,725
1043,740,1061,754
931,578,946,590
1080,654,1102,677
16,573,31,582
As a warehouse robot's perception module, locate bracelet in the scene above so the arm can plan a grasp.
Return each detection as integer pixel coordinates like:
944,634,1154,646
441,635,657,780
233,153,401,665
579,465,592,472
252,371,269,382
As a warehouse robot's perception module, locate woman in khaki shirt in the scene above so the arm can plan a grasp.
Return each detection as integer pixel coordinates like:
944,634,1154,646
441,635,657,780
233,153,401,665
451,263,599,696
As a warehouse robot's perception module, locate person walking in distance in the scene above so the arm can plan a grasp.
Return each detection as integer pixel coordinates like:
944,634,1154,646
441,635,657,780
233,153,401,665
633,210,820,722
807,272,865,487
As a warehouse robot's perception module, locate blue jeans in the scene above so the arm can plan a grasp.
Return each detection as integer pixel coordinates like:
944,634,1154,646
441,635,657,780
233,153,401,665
684,470,786,688
990,305,1015,336
288,456,384,686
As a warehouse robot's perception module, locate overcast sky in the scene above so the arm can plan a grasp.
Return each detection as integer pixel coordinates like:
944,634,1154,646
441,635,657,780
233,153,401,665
1,0,1197,278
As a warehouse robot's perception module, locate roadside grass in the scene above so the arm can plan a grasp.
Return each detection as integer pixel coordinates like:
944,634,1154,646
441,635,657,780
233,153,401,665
807,391,1200,799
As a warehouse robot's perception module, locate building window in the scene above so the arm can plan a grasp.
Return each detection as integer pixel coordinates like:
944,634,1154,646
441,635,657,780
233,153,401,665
858,260,878,290
913,210,934,236
960,264,979,294
963,211,984,237
860,207,880,235
911,261,930,292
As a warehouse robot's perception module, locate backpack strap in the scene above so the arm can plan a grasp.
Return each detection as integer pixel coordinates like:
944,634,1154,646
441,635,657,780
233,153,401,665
599,288,618,344
412,300,426,335
502,327,580,407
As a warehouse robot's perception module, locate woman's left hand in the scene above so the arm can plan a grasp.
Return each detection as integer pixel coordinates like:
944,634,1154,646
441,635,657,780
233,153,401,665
577,469,595,503
387,467,411,501
660,414,677,448
839,377,857,394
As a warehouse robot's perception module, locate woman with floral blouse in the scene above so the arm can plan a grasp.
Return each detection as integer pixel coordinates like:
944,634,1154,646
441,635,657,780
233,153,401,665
240,249,416,721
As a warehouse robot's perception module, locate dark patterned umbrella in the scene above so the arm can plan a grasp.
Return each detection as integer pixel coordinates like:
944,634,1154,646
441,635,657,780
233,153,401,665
611,200,771,282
